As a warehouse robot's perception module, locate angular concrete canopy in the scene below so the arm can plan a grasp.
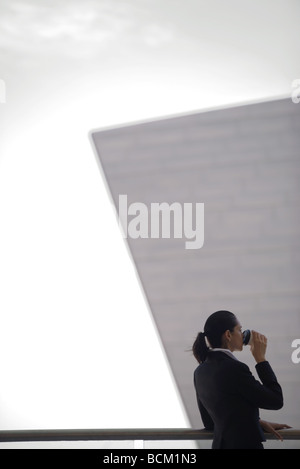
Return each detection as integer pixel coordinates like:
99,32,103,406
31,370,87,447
91,98,300,428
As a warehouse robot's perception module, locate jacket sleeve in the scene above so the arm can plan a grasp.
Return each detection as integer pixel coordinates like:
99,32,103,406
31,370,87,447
194,372,214,430
235,360,283,410
197,396,214,430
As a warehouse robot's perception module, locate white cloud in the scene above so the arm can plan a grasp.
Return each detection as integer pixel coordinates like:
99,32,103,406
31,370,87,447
0,0,170,54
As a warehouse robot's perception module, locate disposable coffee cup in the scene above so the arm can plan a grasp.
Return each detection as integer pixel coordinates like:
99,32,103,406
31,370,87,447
242,329,253,346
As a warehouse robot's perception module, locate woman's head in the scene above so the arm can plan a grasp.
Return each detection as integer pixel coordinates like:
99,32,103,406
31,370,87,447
192,310,243,363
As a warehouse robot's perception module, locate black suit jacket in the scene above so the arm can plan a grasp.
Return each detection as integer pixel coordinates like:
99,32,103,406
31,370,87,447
194,351,283,449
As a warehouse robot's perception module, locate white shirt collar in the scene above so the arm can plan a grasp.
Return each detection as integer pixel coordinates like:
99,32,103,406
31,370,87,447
210,348,238,360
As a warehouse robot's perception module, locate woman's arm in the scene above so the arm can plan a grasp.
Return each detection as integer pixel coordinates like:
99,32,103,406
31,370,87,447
235,360,283,410
236,331,283,410
198,398,214,431
194,371,214,430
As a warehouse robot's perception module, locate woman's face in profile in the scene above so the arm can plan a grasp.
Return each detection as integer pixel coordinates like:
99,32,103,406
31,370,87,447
229,322,244,352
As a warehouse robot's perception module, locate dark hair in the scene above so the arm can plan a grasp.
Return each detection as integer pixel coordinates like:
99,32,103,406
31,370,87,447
192,310,238,363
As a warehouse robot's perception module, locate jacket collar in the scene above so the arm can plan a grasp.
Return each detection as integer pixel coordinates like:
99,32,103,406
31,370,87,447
207,349,239,361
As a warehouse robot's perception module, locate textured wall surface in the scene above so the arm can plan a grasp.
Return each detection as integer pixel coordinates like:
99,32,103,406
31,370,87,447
91,98,300,428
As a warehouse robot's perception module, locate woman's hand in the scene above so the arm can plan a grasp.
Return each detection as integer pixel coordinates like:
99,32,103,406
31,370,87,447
250,330,267,363
259,419,292,441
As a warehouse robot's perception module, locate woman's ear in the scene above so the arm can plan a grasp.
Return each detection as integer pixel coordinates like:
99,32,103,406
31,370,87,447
223,329,232,343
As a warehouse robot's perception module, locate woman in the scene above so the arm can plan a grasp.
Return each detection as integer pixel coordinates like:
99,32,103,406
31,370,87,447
193,310,290,449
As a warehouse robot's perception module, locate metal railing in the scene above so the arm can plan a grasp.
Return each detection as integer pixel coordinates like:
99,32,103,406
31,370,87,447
0,428,299,443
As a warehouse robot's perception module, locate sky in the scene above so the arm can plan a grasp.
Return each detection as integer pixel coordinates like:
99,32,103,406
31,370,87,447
0,0,299,434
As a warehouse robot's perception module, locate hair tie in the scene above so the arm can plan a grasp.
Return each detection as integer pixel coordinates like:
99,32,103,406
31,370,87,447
204,333,211,348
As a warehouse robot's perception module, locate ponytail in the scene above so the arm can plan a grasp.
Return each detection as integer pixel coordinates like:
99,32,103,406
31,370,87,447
192,332,209,363
192,310,238,364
